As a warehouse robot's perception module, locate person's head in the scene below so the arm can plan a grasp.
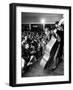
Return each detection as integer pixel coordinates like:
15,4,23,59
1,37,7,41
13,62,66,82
55,21,59,28
44,27,48,35
44,27,50,35
25,43,29,49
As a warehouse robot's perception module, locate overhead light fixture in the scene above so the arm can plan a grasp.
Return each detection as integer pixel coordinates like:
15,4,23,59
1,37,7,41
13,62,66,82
41,19,45,24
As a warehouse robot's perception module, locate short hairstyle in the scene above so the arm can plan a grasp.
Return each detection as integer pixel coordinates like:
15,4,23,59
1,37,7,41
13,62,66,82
55,21,59,25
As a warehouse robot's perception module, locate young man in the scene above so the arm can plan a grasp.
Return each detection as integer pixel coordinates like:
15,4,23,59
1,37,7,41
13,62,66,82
50,18,64,70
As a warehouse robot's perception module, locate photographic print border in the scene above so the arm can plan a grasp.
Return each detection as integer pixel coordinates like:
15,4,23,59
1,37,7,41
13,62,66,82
9,3,71,87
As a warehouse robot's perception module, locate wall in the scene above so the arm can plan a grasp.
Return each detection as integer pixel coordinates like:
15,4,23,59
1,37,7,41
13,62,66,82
0,0,72,90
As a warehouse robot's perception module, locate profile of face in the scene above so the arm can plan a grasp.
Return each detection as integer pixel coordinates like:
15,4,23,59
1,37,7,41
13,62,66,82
45,28,50,36
55,21,59,28
44,28,48,35
55,24,58,28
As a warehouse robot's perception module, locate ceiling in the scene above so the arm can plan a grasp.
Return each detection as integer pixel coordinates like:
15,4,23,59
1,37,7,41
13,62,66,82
22,12,63,24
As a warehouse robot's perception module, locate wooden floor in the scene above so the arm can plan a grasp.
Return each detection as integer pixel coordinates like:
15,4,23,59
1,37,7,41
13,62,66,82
22,59,64,77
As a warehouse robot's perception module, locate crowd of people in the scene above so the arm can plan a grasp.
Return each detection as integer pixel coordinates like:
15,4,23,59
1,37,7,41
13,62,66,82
21,18,64,72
